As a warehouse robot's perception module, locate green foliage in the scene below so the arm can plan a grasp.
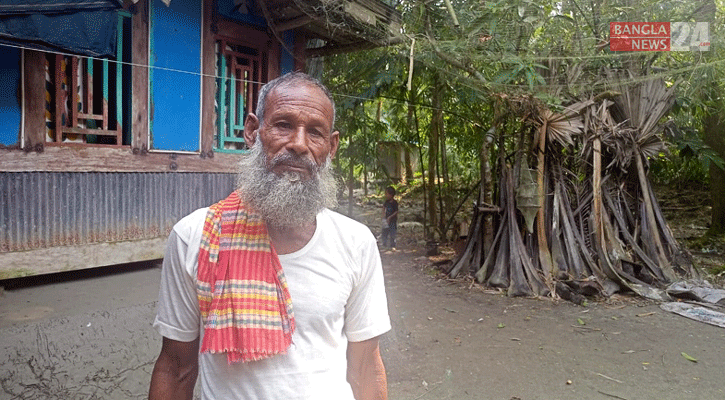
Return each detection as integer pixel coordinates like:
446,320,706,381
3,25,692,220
650,151,709,187
668,125,725,171
493,57,547,91
318,0,725,237
644,121,725,187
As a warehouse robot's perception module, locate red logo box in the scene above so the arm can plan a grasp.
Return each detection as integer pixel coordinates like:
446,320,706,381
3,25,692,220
610,22,670,51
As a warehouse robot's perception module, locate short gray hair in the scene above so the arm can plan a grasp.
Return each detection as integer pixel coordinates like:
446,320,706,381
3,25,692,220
255,72,336,131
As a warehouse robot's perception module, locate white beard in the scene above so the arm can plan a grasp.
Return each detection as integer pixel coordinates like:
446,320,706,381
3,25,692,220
236,139,338,228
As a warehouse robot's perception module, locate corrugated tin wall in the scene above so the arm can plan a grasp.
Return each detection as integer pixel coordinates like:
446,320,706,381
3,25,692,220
0,172,236,253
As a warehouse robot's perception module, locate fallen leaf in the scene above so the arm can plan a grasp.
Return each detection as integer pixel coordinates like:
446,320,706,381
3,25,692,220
577,318,586,325
637,312,656,317
497,323,506,329
681,352,698,363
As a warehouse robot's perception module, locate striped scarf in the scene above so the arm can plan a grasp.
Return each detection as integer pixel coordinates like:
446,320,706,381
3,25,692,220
196,191,295,364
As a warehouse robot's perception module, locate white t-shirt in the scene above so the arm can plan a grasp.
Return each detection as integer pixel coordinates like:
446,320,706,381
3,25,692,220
153,207,391,400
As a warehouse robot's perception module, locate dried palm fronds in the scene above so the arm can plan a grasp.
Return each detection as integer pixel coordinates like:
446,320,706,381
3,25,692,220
536,100,592,147
451,70,698,303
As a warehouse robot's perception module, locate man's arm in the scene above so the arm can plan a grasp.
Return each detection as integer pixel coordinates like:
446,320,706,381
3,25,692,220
347,336,387,400
149,337,200,400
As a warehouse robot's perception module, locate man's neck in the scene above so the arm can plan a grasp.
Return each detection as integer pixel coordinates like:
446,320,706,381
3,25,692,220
267,219,317,255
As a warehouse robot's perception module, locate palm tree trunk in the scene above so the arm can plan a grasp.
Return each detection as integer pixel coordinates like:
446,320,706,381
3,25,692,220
536,123,554,287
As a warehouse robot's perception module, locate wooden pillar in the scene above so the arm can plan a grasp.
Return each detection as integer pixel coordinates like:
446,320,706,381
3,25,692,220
22,49,47,149
200,0,216,156
294,32,307,72
131,0,149,153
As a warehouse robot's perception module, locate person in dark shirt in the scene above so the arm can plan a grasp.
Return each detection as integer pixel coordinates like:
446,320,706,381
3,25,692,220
381,186,399,249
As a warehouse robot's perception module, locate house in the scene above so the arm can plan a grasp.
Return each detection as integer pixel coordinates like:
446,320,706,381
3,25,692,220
0,0,401,278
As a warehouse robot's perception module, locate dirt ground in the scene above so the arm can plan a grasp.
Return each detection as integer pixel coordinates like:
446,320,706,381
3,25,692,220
1,187,724,399
380,247,725,400
1,246,724,399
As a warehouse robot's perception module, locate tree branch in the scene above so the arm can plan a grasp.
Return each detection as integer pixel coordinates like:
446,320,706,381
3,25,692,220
423,6,487,84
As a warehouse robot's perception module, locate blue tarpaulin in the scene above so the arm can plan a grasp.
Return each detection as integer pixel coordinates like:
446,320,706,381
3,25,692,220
0,0,123,57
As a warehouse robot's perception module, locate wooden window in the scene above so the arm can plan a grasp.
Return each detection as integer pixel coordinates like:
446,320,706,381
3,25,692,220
44,11,131,146
215,36,265,152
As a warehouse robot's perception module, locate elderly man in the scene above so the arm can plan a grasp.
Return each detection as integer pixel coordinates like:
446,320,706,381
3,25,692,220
149,72,390,400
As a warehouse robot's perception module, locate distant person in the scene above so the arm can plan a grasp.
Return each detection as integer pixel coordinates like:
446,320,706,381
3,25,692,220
381,186,399,249
149,72,391,400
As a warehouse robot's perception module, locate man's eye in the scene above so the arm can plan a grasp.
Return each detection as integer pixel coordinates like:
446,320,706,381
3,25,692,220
276,122,292,129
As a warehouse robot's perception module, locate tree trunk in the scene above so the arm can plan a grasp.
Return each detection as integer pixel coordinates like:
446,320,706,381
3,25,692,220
427,75,441,240
704,110,725,236
363,163,368,197
441,123,450,184
348,154,355,218
440,124,450,239
404,147,413,184
481,129,493,255
433,74,447,240
411,98,428,239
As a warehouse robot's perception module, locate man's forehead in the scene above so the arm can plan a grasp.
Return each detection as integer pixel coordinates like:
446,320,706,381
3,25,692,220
265,84,334,119
269,82,330,104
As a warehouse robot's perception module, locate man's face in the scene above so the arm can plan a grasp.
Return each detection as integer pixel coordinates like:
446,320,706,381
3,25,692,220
245,83,339,180
238,80,339,228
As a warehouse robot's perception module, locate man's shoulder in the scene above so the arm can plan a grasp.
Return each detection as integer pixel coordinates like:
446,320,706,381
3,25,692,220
321,209,374,240
172,207,209,241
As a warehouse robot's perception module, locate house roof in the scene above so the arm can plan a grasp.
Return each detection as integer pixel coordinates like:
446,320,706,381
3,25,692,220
0,0,124,57
251,0,403,57
0,0,402,58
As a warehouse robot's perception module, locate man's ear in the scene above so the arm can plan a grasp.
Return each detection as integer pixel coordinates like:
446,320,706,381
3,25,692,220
329,130,340,159
243,113,260,146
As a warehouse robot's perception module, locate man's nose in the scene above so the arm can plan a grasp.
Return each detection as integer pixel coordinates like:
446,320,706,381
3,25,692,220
286,127,310,155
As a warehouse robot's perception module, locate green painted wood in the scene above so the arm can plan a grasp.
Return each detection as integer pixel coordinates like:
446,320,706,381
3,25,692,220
116,12,123,131
228,62,236,148
103,59,108,102
218,51,227,149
